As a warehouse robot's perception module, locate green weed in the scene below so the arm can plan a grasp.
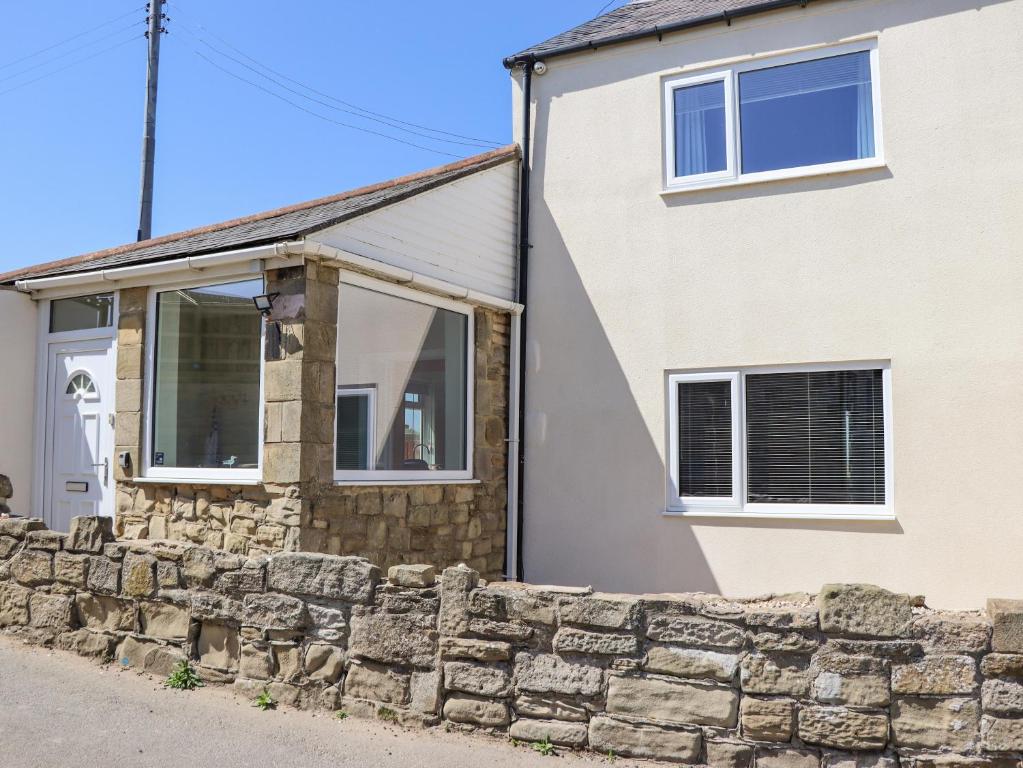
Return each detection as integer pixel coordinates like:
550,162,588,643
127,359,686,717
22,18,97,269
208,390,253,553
164,660,203,691
532,737,556,757
254,688,276,711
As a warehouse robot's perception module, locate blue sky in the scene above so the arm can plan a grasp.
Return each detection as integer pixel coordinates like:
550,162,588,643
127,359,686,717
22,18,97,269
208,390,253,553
0,1,622,273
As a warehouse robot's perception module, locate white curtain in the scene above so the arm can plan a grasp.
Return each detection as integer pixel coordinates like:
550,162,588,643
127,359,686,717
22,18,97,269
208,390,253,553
854,53,875,159
674,81,724,176
680,107,708,175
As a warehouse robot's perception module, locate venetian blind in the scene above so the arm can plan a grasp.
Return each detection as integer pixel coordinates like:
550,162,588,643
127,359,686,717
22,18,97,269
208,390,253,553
336,394,370,471
745,369,885,505
677,380,733,497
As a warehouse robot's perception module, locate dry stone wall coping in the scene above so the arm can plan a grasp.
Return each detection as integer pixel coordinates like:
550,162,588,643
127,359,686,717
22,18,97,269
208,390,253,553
3,515,1023,766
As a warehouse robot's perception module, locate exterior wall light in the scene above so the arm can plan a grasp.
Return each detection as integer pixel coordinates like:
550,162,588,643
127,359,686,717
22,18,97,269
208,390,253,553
252,292,279,317
253,292,282,360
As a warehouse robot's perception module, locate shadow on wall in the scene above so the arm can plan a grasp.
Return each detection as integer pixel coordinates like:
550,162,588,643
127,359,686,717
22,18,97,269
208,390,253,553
519,213,907,596
661,166,894,207
519,222,720,593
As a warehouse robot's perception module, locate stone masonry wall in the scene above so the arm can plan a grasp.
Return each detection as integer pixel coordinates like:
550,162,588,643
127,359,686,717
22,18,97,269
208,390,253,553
113,261,508,580
6,510,1023,764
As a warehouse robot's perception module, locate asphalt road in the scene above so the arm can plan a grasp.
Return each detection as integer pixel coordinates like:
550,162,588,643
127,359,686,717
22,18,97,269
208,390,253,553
0,634,609,768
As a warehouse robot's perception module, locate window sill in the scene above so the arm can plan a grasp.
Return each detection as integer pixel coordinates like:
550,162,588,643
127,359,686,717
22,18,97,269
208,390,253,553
334,478,481,487
665,507,896,522
661,157,887,196
131,477,262,487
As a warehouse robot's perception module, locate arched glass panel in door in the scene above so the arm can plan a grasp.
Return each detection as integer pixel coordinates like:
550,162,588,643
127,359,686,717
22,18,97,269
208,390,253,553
65,372,97,398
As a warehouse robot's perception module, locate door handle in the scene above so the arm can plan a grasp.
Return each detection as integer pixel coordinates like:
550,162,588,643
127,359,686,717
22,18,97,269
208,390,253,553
90,458,109,486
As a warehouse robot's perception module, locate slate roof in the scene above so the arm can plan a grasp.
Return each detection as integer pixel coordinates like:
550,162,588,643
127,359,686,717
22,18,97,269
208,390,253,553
506,0,823,64
1,145,518,285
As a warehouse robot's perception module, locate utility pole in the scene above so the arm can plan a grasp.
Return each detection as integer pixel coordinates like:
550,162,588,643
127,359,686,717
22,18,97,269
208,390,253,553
137,0,166,242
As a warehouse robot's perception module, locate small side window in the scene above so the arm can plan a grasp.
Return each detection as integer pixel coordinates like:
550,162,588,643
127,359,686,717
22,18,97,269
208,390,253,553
665,72,734,186
673,80,728,178
668,372,741,509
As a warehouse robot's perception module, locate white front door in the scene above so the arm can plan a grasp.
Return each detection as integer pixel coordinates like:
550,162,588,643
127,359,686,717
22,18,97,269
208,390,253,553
43,339,115,530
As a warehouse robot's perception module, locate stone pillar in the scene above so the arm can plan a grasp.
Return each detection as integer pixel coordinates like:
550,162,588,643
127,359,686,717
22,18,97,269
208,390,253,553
299,261,340,485
262,261,337,489
473,307,510,486
114,287,146,483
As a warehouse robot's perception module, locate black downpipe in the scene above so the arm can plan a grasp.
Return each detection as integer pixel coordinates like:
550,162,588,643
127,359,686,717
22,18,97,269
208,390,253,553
513,59,533,583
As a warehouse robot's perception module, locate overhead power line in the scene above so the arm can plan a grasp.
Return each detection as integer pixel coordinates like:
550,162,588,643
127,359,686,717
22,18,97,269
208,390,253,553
0,33,142,99
0,21,144,86
176,25,496,151
0,6,144,72
193,50,464,159
166,1,502,148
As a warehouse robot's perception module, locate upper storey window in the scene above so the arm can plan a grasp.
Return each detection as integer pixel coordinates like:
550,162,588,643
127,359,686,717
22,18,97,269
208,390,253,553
664,41,882,191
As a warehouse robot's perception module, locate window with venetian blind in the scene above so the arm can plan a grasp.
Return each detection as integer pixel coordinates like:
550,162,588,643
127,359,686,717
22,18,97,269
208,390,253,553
668,365,891,518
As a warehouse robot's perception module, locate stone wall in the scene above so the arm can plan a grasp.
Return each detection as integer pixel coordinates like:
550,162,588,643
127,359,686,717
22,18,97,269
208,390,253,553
113,260,509,580
5,513,1023,764
0,474,11,516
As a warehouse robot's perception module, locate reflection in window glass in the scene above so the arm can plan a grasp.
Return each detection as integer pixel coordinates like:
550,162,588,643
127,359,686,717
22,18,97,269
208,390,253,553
50,294,114,332
337,283,468,472
673,80,727,177
151,279,262,470
739,51,875,174
336,391,372,470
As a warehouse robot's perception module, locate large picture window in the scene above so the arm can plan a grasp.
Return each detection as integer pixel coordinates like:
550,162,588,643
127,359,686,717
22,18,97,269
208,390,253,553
668,364,892,519
147,278,263,480
664,41,882,190
335,275,472,481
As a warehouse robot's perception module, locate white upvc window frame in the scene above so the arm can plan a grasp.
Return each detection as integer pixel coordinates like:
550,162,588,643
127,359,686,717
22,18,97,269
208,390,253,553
142,275,266,484
663,39,884,193
46,292,117,337
668,371,742,511
334,271,475,484
335,386,377,471
667,361,894,520
662,69,736,188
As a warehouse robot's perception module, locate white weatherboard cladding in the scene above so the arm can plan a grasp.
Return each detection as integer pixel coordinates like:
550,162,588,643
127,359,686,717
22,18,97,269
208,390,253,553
310,161,518,302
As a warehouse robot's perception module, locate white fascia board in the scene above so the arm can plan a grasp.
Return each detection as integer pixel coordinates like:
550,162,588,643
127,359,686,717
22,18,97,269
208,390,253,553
15,237,523,314
14,242,305,298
